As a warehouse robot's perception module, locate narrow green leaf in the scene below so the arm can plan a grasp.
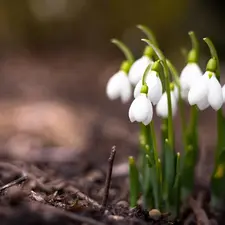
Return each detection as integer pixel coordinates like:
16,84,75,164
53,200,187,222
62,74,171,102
168,153,181,219
181,106,199,200
163,138,176,207
129,156,140,208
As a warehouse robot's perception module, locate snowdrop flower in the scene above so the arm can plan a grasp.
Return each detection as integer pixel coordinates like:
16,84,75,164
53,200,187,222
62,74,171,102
129,92,153,125
128,56,152,86
188,71,223,111
134,70,162,105
156,90,178,118
106,70,132,103
222,85,225,103
180,63,203,99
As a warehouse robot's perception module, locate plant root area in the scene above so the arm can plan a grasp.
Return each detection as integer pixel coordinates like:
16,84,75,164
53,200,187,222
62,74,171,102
0,146,223,225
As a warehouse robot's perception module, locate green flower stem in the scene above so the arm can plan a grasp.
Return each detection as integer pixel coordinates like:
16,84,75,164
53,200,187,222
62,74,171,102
129,156,140,208
142,39,174,150
150,121,161,208
173,152,181,218
142,63,152,85
204,38,224,160
188,106,198,136
166,60,187,150
187,31,199,63
150,121,159,164
111,39,134,64
137,25,158,47
203,37,220,78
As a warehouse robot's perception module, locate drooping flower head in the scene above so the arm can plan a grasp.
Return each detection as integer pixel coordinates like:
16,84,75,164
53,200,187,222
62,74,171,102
128,46,154,86
180,31,203,100
129,84,153,125
106,39,134,103
156,83,178,118
106,68,132,103
188,71,223,111
180,63,203,99
133,60,163,105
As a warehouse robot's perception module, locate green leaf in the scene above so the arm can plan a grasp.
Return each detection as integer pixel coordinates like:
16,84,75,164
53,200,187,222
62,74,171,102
129,156,140,208
168,153,181,219
181,106,199,200
162,138,176,209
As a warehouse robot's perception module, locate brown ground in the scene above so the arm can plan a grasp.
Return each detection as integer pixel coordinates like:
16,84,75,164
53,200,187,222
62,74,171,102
0,50,223,224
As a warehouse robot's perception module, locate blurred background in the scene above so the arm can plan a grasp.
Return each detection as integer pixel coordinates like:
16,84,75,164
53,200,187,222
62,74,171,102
0,0,223,164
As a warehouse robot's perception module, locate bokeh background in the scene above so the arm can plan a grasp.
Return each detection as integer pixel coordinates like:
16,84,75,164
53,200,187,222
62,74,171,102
0,0,224,167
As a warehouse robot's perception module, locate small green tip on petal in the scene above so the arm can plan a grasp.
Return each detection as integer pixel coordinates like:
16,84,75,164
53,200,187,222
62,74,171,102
208,72,214,79
206,58,217,73
141,84,149,94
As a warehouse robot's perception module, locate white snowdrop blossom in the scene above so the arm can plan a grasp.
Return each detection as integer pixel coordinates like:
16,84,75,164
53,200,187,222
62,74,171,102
188,71,223,111
133,71,163,105
129,93,153,125
128,56,152,86
106,70,132,103
222,84,225,103
208,75,223,110
180,63,203,99
156,91,178,118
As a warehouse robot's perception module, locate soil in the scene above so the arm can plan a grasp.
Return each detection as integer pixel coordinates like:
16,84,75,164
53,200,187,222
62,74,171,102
0,51,224,225
0,145,223,225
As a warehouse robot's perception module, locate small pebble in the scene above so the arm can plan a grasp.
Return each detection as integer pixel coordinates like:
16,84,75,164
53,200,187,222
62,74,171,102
149,209,161,221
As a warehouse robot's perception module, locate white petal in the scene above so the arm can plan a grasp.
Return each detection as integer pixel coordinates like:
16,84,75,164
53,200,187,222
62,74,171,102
128,104,135,122
188,75,208,106
133,80,142,98
142,110,153,125
106,72,122,100
181,88,189,100
180,63,202,89
120,73,132,103
208,76,223,110
129,94,152,123
146,71,163,105
156,92,177,118
222,84,225,103
173,85,179,100
197,96,209,110
128,56,152,85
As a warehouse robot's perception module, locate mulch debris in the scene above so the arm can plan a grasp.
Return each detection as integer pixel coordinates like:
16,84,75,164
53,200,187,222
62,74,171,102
0,147,223,225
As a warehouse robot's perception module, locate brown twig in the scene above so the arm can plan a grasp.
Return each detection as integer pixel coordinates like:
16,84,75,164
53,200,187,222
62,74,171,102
67,185,102,210
0,162,52,193
0,175,27,192
101,146,116,209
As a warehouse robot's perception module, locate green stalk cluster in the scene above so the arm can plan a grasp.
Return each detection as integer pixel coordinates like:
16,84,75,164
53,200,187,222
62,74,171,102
110,25,225,220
